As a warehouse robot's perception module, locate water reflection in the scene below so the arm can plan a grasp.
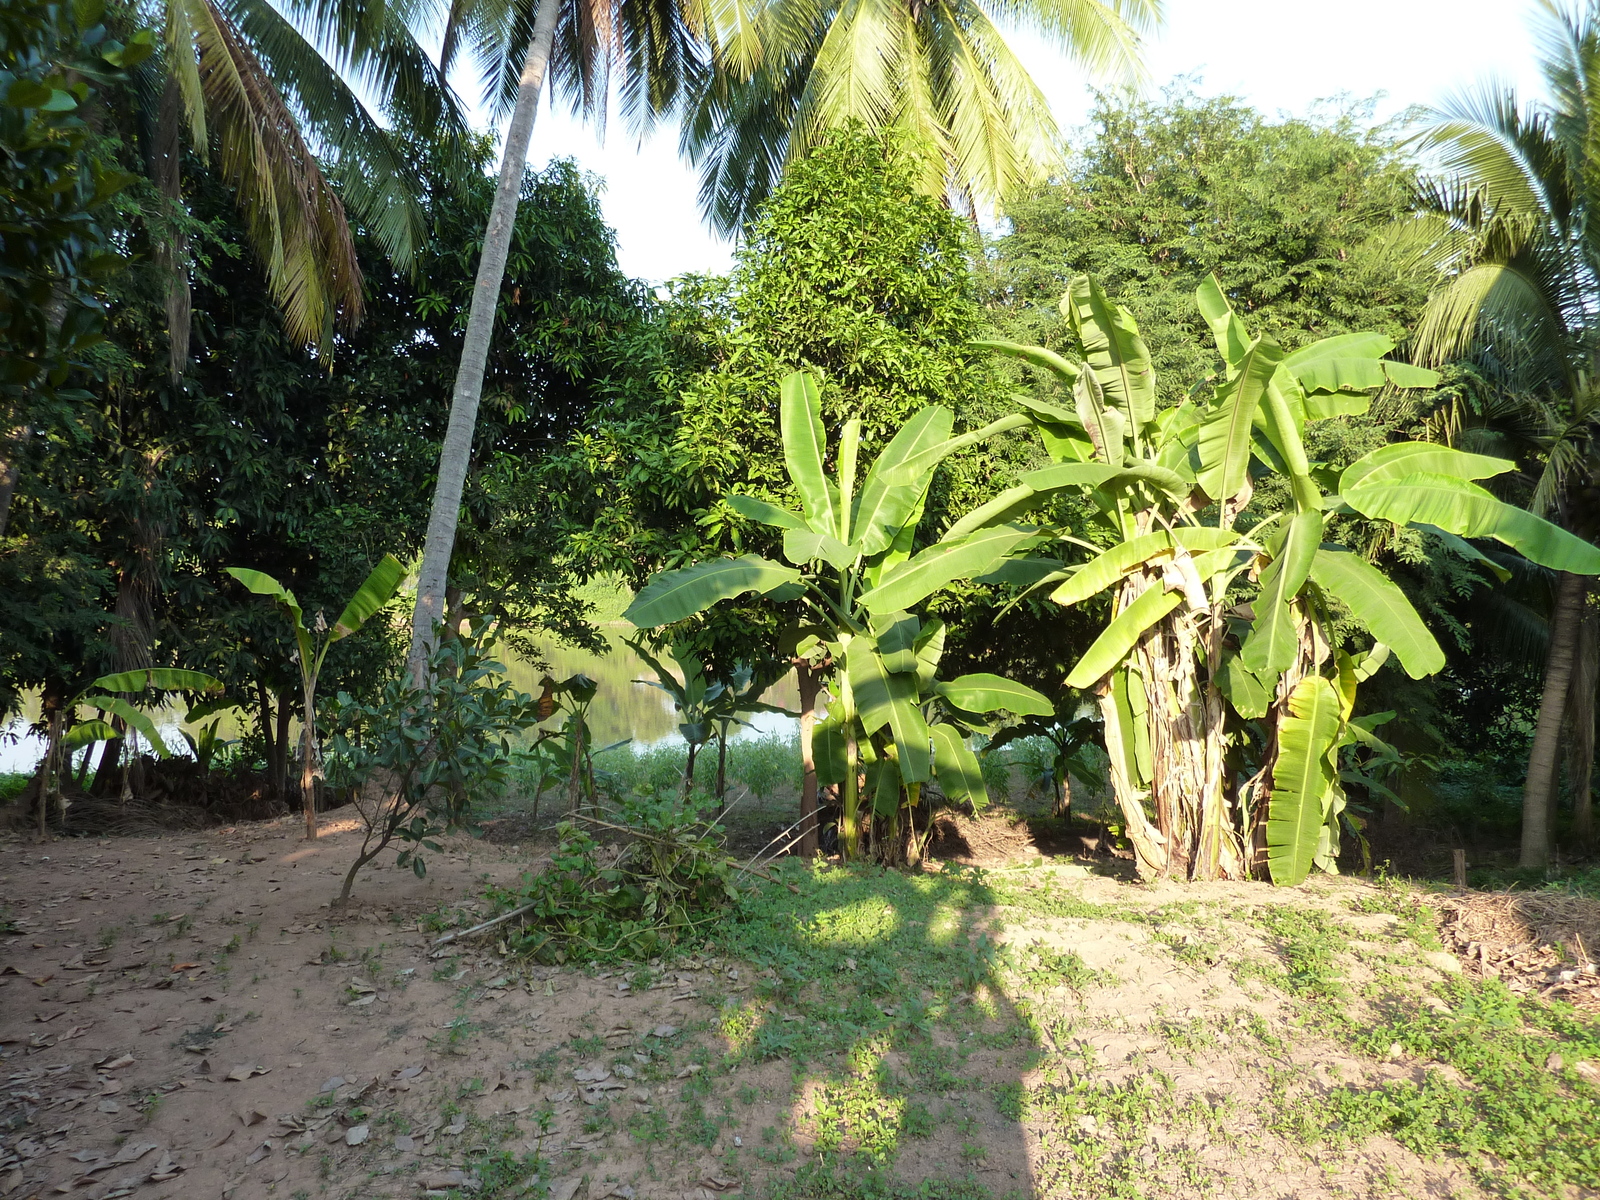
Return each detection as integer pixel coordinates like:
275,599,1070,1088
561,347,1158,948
0,629,801,773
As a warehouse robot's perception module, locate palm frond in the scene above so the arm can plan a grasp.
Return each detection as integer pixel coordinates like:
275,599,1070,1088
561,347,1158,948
188,0,362,347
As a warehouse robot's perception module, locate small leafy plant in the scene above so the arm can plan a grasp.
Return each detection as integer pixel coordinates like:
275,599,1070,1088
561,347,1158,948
324,620,540,907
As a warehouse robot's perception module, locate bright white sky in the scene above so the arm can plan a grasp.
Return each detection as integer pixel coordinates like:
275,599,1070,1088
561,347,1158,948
499,0,1549,283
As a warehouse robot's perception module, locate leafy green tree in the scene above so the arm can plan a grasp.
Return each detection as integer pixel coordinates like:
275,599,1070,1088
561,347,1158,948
682,0,1159,233
985,90,1431,394
1402,0,1600,866
0,0,149,538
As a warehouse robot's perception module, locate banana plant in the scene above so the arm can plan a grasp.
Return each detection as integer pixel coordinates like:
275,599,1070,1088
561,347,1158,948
623,371,1052,860
973,274,1600,884
626,637,724,794
227,555,405,840
42,668,224,831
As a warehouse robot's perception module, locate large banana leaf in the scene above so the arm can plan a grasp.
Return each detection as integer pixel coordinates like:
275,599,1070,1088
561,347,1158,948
226,566,313,670
1196,334,1283,502
62,719,117,750
783,530,855,571
871,758,903,818
941,485,1045,542
1217,655,1272,719
89,668,223,695
913,619,946,691
846,642,929,782
1011,394,1081,426
1195,274,1252,370
1339,443,1513,492
971,338,1081,384
624,555,803,628
857,525,1035,614
881,413,1032,486
332,554,404,641
1345,472,1600,574
1050,529,1240,608
1022,460,1190,500
1063,275,1156,432
79,695,171,758
1241,509,1322,675
727,494,808,531
1307,549,1445,678
1073,370,1126,464
1065,585,1184,689
1279,332,1394,393
1268,676,1342,886
931,723,988,809
873,612,922,674
851,407,953,555
780,372,837,536
934,674,1053,716
813,706,848,785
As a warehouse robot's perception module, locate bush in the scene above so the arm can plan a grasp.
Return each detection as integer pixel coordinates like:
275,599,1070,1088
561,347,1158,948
486,792,739,963
723,731,797,801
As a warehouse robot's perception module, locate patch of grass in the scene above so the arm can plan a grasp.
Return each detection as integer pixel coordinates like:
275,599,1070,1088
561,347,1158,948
1018,945,1117,994
766,1160,992,1200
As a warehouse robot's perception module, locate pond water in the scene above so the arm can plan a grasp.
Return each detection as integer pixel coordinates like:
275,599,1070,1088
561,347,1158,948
0,626,800,775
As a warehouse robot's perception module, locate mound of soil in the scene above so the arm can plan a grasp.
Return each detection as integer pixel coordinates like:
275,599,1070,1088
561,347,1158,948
1438,889,1600,1010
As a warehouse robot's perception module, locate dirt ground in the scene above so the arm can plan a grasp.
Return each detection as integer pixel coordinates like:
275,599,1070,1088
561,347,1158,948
0,815,1595,1200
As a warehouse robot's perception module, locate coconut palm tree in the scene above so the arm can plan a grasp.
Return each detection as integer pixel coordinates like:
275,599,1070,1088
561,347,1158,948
137,0,465,375
679,0,1163,234
1407,0,1600,867
407,0,710,679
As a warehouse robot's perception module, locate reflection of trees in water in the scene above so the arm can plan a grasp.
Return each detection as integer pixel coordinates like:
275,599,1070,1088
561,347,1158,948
510,626,799,750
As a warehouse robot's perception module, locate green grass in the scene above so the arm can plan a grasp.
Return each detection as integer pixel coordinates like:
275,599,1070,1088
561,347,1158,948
0,772,30,803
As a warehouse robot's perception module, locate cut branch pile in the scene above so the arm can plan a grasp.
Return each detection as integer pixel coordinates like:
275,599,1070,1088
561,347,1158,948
1438,890,1600,1010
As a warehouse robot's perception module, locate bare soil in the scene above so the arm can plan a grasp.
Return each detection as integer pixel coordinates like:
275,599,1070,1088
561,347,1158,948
0,816,1595,1200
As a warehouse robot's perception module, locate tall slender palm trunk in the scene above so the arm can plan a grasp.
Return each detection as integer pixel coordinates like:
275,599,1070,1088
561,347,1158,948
1521,570,1588,869
408,0,561,682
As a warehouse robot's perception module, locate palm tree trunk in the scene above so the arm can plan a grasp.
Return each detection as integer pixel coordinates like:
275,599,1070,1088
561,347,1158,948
1521,570,1587,869
1567,602,1597,845
407,0,561,683
797,664,820,856
153,76,191,380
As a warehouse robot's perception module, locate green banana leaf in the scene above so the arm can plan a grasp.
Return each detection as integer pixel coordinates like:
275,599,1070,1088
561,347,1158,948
62,719,117,750
1217,655,1273,719
1339,442,1513,492
913,619,946,691
1268,675,1342,886
813,705,848,785
934,674,1053,716
1106,668,1147,786
941,484,1045,542
89,668,223,695
1063,275,1156,432
1279,332,1393,394
1241,509,1322,675
780,372,837,536
851,406,953,555
971,339,1081,384
857,524,1035,614
1345,472,1600,574
873,612,922,674
1197,334,1283,502
1417,523,1512,582
624,555,803,628
871,758,903,817
80,695,171,758
783,529,855,571
727,494,808,531
226,566,313,670
1195,274,1252,370
1307,548,1445,678
1065,585,1184,689
1050,528,1240,608
183,697,239,724
846,641,931,782
1011,394,1081,426
1073,369,1126,463
1022,460,1190,500
930,723,988,809
881,412,1033,486
332,554,404,641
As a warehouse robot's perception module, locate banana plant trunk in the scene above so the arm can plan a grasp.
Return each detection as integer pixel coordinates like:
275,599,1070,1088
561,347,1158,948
407,0,561,683
300,675,319,840
1521,570,1588,869
797,664,820,857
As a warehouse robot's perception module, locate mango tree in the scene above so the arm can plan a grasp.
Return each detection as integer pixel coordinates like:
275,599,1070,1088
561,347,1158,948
974,275,1600,884
227,555,405,840
623,372,1052,861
